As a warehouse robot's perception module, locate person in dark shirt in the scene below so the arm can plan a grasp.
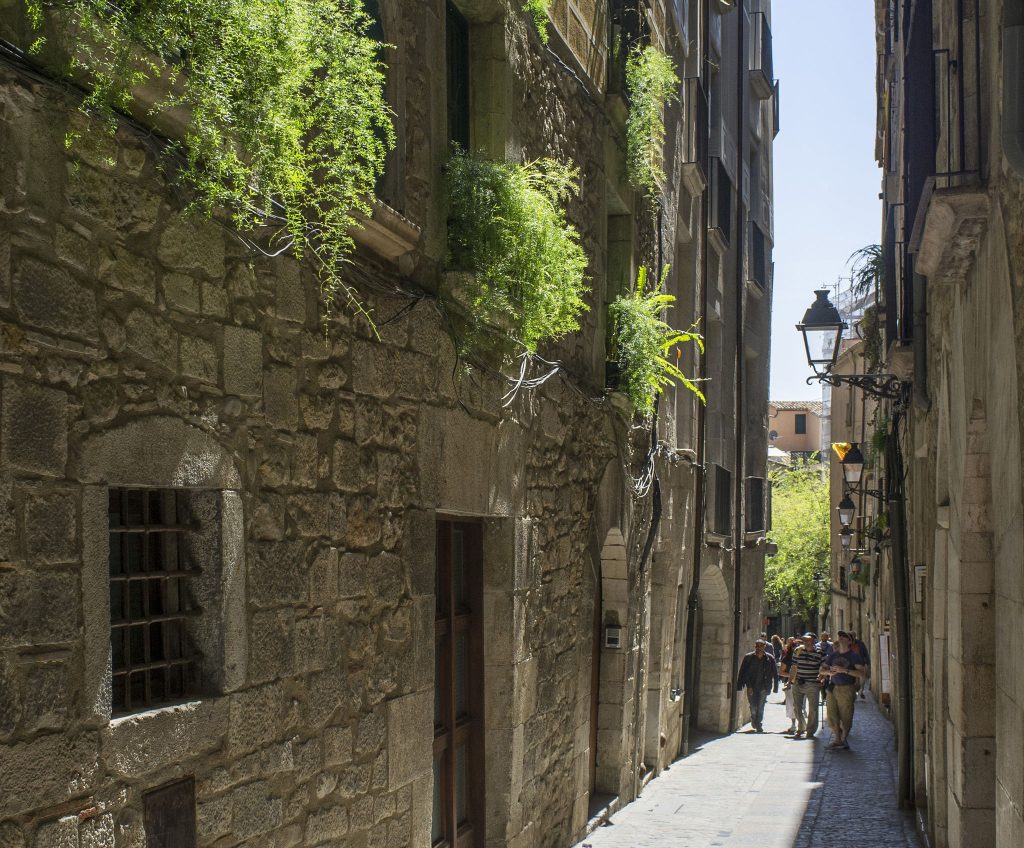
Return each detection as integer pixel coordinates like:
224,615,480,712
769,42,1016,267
822,631,867,749
848,629,871,699
736,639,778,733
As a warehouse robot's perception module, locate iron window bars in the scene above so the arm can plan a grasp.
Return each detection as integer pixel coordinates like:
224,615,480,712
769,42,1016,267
108,488,201,714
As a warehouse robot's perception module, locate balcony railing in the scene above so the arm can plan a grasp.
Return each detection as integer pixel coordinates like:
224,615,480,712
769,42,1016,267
749,12,773,100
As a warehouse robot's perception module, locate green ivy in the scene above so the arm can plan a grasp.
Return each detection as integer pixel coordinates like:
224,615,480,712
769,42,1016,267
445,150,589,356
608,265,703,418
27,0,394,320
625,45,679,199
523,0,550,44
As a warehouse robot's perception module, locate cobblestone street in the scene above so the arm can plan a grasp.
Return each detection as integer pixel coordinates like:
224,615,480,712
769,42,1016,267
576,695,920,848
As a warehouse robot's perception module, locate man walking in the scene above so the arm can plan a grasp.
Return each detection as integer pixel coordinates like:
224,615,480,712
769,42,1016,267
790,632,827,739
822,631,867,749
736,638,778,733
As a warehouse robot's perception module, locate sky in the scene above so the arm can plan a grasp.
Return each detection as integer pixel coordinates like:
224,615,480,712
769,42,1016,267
768,2,882,401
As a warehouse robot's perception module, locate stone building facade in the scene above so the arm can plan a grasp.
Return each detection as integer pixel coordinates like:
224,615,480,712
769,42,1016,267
0,1,773,847
869,1,1024,846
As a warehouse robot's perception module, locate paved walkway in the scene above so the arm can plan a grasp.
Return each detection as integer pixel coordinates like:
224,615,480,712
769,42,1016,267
575,695,920,848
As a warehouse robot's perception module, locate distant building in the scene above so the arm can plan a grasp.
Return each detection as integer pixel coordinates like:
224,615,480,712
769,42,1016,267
767,400,824,461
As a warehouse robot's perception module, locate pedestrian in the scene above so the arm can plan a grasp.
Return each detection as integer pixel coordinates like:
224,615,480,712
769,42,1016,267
777,637,799,733
848,629,871,699
822,631,867,749
735,638,778,734
770,634,784,663
816,632,833,708
789,632,827,739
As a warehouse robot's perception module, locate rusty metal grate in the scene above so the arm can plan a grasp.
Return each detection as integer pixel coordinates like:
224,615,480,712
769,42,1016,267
108,488,201,713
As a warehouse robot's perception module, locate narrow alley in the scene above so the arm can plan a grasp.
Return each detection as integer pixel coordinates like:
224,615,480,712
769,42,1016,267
576,697,920,848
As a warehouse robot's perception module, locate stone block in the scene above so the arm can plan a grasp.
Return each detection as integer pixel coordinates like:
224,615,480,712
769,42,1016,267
2,378,68,477
223,326,263,397
196,795,232,840
158,214,225,277
410,597,434,693
124,309,177,368
274,260,307,323
229,780,282,840
248,609,295,683
99,247,155,302
351,340,395,399
20,660,70,732
0,570,77,647
32,816,77,848
200,281,228,318
180,335,218,384
228,683,288,755
66,166,160,235
345,498,382,550
339,552,369,598
162,272,200,313
294,615,328,674
332,439,374,493
264,367,299,430
249,541,309,606
387,691,431,789
324,724,353,766
24,490,78,564
0,732,99,816
305,806,349,846
102,698,228,777
78,814,113,848
0,820,24,848
309,547,339,607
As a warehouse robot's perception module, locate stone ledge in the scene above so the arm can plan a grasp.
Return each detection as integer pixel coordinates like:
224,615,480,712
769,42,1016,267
351,200,421,265
913,183,990,285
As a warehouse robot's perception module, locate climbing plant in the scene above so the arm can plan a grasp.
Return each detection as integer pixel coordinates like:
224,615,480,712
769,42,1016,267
445,149,589,356
859,303,884,373
608,265,704,419
26,0,394,320
625,45,679,199
523,0,550,44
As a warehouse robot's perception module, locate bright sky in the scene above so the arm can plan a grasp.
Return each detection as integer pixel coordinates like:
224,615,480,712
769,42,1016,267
769,1,882,401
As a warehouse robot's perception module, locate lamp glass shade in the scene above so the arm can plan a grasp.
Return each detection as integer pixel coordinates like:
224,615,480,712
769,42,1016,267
837,494,855,527
796,289,847,373
839,527,853,549
850,556,863,576
841,443,865,486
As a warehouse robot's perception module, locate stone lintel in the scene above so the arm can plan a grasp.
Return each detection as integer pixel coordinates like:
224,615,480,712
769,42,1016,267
914,185,990,284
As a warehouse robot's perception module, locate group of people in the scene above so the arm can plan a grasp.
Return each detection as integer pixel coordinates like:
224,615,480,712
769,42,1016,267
734,629,870,749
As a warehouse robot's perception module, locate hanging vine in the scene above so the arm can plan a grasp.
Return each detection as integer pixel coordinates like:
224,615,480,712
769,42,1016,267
25,0,394,321
445,149,589,357
625,44,679,200
608,265,704,419
523,0,550,44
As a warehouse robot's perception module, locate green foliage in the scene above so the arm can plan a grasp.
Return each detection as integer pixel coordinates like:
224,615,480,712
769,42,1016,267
27,0,394,319
523,0,550,44
848,243,883,300
869,413,889,462
445,149,590,355
766,463,830,625
625,45,679,198
860,303,884,374
608,265,704,419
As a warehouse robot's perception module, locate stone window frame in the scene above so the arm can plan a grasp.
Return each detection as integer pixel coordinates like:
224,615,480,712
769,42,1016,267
79,417,246,727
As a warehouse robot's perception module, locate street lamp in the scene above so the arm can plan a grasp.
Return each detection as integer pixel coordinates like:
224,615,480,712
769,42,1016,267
839,526,853,551
841,443,865,487
795,289,905,399
850,556,863,577
837,493,855,527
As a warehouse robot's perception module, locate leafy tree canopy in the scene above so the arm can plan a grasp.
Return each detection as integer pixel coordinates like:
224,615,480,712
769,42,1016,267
766,462,830,624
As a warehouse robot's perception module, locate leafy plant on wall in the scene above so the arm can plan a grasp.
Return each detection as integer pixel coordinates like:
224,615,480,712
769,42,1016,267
26,0,394,321
625,45,679,200
608,265,704,419
445,149,589,356
523,0,550,44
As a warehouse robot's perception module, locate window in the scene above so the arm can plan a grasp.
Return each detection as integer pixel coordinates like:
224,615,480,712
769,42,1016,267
839,565,848,592
745,477,766,532
446,2,470,150
143,779,197,848
748,221,769,290
794,414,807,434
712,465,732,536
433,520,484,848
710,159,732,244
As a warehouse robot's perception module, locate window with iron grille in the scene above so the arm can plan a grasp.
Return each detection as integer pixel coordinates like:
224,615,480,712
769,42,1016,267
108,489,209,714
712,465,732,536
745,477,766,532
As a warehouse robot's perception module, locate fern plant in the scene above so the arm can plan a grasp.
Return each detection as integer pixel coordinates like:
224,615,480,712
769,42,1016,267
608,266,704,418
523,0,550,44
625,45,679,199
26,0,394,320
446,149,589,355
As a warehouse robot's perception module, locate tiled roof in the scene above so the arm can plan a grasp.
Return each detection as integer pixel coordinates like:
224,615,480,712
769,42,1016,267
769,400,824,414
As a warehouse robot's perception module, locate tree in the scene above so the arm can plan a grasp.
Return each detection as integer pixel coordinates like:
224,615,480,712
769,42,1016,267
766,463,830,627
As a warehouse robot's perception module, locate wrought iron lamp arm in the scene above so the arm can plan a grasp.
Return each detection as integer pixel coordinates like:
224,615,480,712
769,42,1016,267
804,371,905,399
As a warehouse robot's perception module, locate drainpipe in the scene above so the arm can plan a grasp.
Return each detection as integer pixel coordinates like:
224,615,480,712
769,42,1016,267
680,0,712,756
728,1,747,733
912,271,929,411
887,403,915,807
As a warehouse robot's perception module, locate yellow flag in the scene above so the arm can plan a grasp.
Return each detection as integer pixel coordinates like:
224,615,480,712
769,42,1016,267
832,442,852,461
